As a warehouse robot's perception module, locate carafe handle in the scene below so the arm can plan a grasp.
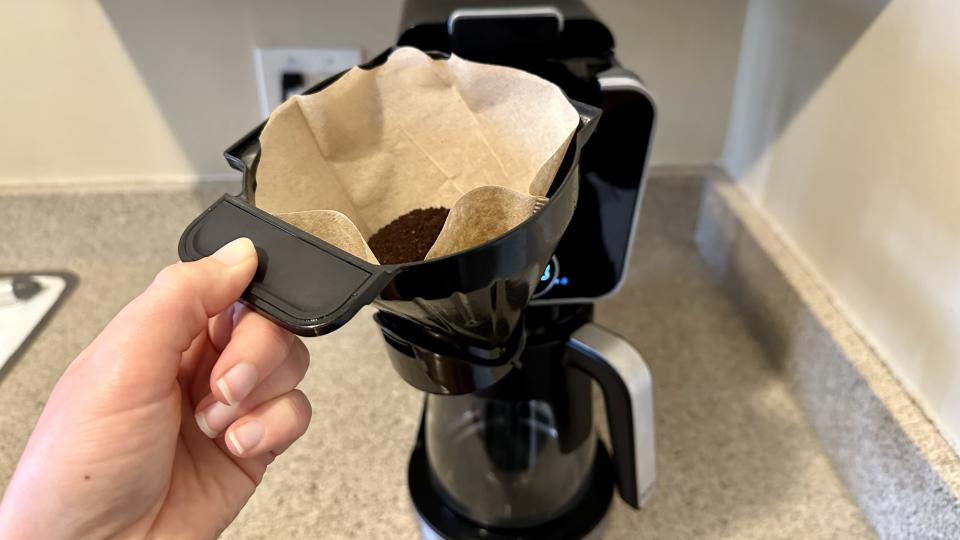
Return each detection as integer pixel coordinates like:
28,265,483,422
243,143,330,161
566,322,655,508
179,194,393,337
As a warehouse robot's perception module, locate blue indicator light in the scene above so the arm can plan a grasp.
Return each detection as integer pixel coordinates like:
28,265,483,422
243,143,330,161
559,276,569,286
540,265,552,282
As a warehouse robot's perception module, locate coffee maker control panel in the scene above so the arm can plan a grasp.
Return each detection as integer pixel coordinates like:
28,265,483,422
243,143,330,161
533,73,655,304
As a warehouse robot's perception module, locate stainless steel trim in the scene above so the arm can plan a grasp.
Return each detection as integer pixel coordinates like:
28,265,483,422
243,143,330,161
598,76,648,92
448,6,565,35
570,322,656,506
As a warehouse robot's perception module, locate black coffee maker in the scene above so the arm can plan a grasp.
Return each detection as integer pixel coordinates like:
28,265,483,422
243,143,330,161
179,1,655,538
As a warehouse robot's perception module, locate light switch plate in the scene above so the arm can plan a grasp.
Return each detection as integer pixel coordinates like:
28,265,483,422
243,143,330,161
254,47,363,118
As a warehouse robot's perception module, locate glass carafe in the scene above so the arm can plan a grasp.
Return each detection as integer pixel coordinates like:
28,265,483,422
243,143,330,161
425,392,597,528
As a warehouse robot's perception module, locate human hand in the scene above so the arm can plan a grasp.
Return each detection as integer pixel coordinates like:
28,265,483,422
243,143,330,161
0,238,312,539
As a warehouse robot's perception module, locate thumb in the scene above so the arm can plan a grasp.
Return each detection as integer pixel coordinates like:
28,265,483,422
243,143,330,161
100,237,258,363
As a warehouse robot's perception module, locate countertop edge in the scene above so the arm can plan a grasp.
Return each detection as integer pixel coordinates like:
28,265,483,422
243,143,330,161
693,172,960,538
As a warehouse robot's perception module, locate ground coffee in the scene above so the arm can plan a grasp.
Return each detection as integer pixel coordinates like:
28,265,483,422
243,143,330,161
368,207,450,264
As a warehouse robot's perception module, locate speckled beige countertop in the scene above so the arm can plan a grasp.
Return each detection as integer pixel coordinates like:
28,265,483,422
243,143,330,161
0,174,873,539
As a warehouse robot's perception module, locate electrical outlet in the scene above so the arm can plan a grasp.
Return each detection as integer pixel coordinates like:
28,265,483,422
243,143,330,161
253,47,362,118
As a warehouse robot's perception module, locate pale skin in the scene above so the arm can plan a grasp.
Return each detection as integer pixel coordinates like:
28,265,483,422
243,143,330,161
0,238,312,539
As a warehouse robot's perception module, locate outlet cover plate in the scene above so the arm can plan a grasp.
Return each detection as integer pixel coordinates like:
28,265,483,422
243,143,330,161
254,47,362,118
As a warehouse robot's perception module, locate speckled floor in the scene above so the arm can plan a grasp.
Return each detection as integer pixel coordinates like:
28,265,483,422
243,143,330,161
0,176,873,539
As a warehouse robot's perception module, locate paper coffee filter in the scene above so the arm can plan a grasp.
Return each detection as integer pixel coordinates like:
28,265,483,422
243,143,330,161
255,46,580,264
276,209,378,263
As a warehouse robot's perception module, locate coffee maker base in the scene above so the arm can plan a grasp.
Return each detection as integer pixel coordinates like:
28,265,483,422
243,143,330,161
408,440,616,540
415,514,608,540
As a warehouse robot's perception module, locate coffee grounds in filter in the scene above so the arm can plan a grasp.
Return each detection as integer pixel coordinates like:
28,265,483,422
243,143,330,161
367,207,450,264
255,48,580,265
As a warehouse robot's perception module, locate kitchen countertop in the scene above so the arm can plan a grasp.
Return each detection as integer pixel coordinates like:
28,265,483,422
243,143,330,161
0,175,873,539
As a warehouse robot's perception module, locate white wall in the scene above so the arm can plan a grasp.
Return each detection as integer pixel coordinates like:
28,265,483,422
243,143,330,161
0,0,405,185
724,0,960,450
0,0,746,185
586,0,748,167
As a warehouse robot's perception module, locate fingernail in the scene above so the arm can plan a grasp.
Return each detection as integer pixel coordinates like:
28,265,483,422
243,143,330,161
211,237,255,266
195,401,238,438
227,421,264,456
216,362,258,405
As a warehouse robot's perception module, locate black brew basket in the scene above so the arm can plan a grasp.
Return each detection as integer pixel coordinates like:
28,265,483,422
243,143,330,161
179,48,601,355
